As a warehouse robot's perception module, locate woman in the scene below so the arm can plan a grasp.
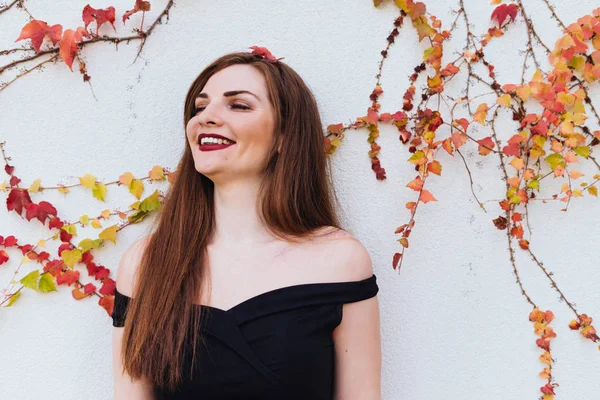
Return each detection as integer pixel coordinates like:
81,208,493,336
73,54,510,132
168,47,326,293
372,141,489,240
112,48,381,399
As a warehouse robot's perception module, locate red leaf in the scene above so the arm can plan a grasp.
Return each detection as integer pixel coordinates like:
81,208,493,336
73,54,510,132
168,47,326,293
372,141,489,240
3,235,18,247
122,0,151,24
56,269,80,286
94,266,110,280
9,175,21,186
82,5,116,35
540,384,555,395
392,252,402,270
59,27,91,71
0,250,9,265
5,164,14,175
83,282,97,294
6,189,32,215
98,295,114,316
25,201,58,224
491,4,518,28
248,45,282,63
99,278,116,295
15,20,63,53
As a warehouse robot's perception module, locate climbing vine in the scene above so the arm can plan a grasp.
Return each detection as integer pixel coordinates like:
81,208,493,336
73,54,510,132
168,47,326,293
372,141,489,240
1,0,599,398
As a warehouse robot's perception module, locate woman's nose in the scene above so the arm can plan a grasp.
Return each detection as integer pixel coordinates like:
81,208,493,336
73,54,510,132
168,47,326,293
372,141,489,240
197,103,223,127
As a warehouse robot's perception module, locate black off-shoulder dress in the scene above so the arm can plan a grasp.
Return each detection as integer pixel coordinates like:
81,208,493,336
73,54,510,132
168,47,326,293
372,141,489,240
112,274,379,399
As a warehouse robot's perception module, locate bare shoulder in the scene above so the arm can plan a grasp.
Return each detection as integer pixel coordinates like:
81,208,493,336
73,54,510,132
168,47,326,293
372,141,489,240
115,234,152,297
312,227,374,283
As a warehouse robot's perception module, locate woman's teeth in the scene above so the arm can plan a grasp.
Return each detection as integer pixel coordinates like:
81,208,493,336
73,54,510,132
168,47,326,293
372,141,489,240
200,138,234,145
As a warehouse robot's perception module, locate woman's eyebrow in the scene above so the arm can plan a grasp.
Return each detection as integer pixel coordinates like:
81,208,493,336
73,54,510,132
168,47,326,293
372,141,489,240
196,90,260,101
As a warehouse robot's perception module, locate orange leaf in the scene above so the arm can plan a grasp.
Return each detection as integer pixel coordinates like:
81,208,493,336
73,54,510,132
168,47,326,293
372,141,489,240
15,20,63,53
473,103,488,124
419,189,437,203
476,136,495,155
122,0,151,24
509,157,525,170
406,176,424,191
59,27,91,71
427,160,442,175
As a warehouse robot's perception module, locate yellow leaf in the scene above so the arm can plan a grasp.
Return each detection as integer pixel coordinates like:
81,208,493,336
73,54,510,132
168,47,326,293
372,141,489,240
498,93,511,107
129,179,144,199
0,180,6,192
79,214,89,226
91,218,103,228
21,255,31,263
57,185,70,193
61,248,82,268
62,224,77,235
569,170,584,180
149,166,165,180
100,209,111,219
99,224,119,245
37,239,47,248
28,178,41,193
473,103,488,124
509,158,525,170
572,189,583,197
79,173,96,189
516,85,530,101
588,186,598,197
92,182,107,202
119,172,135,186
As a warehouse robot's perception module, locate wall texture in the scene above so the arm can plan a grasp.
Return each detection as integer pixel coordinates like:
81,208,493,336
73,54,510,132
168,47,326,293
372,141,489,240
1,0,599,399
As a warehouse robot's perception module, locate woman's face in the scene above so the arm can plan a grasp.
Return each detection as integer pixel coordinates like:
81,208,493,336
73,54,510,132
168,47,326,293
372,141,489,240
185,64,277,183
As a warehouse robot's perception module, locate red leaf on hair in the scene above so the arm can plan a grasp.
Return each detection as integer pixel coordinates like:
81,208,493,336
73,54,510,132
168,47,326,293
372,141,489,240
249,46,282,63
15,20,62,53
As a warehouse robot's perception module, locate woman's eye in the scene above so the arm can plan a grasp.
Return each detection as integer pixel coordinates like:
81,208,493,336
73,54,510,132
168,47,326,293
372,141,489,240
194,103,250,114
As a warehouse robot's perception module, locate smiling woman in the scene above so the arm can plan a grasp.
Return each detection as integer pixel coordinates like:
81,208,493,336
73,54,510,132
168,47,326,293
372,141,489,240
112,48,381,400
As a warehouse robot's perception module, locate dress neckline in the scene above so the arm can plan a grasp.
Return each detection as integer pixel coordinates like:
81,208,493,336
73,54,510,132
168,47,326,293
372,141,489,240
116,274,377,314
195,274,376,313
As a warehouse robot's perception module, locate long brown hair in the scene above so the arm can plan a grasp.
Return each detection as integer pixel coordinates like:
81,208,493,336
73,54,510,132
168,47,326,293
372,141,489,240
119,51,343,391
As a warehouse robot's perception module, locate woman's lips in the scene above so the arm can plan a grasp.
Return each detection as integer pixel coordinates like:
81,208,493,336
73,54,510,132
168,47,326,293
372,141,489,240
199,143,235,151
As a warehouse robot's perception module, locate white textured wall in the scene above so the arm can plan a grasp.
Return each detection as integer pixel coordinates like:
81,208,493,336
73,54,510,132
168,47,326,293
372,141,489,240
1,0,599,399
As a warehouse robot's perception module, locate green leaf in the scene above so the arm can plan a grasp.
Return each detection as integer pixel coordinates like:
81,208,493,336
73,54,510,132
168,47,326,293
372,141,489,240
6,291,21,306
574,146,590,159
20,270,40,291
93,182,107,202
61,248,82,268
129,179,144,199
545,153,565,170
78,238,102,252
139,190,161,212
38,274,57,293
526,179,540,190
